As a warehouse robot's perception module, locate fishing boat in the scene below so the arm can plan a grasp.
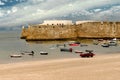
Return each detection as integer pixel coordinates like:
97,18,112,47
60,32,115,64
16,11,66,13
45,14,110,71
74,50,83,53
60,48,73,52
21,51,34,56
40,51,48,55
101,43,109,47
68,41,80,46
10,54,22,58
80,50,95,58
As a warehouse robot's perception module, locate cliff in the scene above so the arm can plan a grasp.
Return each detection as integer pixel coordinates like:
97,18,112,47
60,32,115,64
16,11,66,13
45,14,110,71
21,21,120,41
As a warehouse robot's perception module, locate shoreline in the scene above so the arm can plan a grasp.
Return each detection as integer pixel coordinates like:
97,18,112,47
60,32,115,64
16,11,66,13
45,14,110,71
0,53,120,80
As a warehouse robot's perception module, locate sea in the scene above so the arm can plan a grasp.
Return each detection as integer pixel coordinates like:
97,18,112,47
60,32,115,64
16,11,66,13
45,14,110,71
0,30,120,64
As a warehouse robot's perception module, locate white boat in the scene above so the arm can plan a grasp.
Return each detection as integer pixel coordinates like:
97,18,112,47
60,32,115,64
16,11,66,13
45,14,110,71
40,51,48,55
10,54,22,58
74,50,83,53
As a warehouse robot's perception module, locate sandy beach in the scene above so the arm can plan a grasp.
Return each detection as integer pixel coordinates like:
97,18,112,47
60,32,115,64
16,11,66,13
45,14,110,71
0,54,120,80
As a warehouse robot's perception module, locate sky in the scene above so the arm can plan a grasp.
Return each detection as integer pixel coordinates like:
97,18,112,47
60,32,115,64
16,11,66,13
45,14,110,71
0,0,120,30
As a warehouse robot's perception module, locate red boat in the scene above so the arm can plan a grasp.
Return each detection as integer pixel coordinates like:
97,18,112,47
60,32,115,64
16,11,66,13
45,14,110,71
69,43,79,46
79,50,95,58
80,53,95,58
68,41,80,46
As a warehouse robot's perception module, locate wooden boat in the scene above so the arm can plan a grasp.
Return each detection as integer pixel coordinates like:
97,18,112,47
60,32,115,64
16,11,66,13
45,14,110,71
108,41,117,46
21,51,34,56
10,54,22,58
56,44,66,47
60,48,73,52
101,43,109,47
80,52,95,58
74,50,83,53
85,50,93,52
68,41,80,46
69,43,79,46
40,51,48,55
80,44,88,47
80,50,95,58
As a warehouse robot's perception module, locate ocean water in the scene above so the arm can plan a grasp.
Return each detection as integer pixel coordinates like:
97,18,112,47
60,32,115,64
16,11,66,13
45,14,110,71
0,31,80,64
0,31,120,64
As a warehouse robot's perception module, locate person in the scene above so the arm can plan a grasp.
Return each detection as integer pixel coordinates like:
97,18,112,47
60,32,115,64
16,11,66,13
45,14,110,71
31,51,34,56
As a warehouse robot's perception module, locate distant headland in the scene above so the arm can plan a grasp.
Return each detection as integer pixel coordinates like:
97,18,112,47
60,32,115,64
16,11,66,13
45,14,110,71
21,20,120,41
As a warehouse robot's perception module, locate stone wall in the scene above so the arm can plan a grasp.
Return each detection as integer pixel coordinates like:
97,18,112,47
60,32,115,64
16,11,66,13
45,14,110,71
76,22,120,38
21,21,120,41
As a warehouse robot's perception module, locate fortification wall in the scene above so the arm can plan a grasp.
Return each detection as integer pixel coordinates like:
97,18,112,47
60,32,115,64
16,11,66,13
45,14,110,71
21,22,120,41
77,22,120,38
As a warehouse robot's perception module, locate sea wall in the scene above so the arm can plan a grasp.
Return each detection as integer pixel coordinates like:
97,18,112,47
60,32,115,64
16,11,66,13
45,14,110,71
21,22,120,41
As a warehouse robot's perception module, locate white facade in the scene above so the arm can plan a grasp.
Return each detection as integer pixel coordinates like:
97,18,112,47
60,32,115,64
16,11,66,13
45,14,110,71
42,20,73,25
76,20,94,24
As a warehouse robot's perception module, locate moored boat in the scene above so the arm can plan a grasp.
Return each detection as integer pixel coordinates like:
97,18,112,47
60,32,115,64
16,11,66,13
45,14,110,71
60,48,73,52
101,43,109,47
10,54,22,58
21,51,35,56
40,51,48,55
74,50,83,53
68,41,80,46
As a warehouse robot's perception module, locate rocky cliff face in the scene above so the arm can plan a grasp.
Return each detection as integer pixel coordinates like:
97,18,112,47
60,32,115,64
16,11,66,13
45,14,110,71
21,22,120,41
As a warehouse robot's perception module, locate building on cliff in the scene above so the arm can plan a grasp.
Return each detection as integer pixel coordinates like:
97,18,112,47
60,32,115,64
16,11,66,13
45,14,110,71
42,20,73,25
76,20,94,24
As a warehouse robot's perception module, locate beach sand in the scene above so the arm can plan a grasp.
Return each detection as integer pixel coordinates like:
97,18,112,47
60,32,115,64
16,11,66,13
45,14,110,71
0,54,120,80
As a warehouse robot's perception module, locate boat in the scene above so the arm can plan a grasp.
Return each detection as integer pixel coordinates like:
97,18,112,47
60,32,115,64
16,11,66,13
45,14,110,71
101,43,109,47
74,50,83,53
40,51,48,55
60,48,73,52
68,41,80,46
56,44,66,47
108,41,117,46
10,54,22,58
80,44,88,47
80,52,95,58
69,43,79,46
21,51,34,56
80,50,95,58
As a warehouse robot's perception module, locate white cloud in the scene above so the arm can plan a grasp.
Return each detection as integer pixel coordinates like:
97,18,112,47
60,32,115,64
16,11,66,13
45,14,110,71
11,7,18,13
7,10,11,14
0,0,5,5
92,6,120,21
0,12,4,17
94,9,102,12
0,0,120,28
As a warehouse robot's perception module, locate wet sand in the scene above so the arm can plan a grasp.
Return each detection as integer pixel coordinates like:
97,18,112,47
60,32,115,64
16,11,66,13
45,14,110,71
0,53,120,80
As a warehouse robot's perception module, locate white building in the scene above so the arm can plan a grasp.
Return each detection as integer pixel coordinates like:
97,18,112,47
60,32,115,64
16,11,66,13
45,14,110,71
42,20,73,25
76,20,94,24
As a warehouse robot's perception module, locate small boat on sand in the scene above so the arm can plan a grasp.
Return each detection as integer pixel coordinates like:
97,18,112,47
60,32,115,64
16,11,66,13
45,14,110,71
80,50,95,58
101,43,109,47
40,51,48,55
21,51,34,56
60,48,73,52
10,54,22,58
80,52,95,58
74,50,83,53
